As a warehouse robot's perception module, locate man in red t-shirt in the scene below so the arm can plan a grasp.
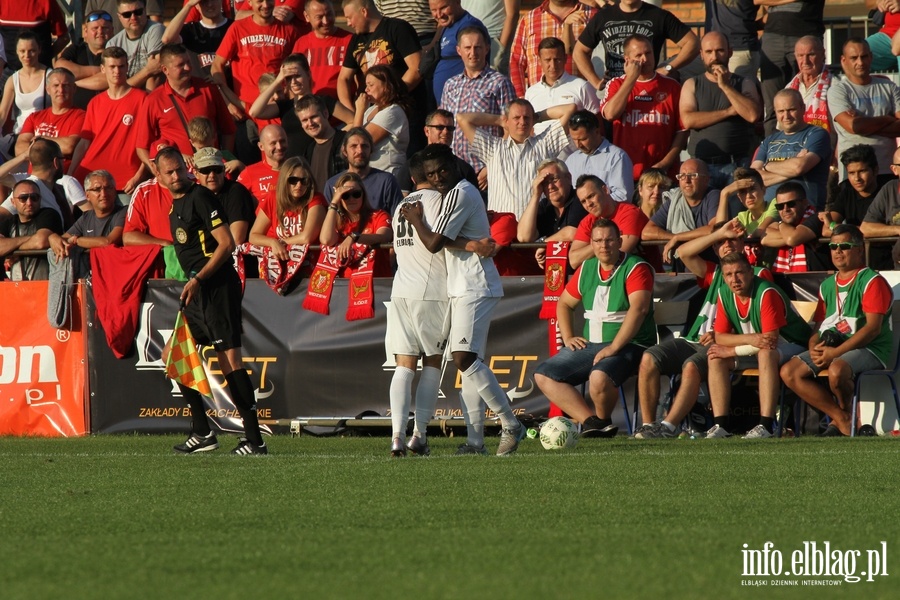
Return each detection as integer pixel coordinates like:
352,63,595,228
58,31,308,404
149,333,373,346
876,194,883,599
211,0,301,117
15,69,86,172
568,173,648,269
600,34,687,181
70,47,148,195
237,125,288,203
123,141,177,246
136,43,237,169
292,0,351,99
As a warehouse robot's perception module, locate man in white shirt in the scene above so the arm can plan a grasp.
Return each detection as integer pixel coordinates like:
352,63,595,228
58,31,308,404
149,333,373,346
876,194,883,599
525,36,599,135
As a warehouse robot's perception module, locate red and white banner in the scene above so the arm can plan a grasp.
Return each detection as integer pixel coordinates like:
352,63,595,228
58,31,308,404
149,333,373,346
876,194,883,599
0,282,88,436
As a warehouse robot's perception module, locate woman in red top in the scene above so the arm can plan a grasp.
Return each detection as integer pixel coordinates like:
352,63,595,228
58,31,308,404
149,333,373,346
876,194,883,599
321,172,392,277
249,156,326,262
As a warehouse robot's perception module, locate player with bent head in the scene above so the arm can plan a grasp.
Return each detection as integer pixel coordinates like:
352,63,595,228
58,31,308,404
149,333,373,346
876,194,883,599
156,147,267,456
386,151,448,457
400,143,525,456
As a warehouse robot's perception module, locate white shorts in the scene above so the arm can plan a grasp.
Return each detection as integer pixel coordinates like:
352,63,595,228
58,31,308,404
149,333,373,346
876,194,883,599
385,297,450,357
447,295,499,358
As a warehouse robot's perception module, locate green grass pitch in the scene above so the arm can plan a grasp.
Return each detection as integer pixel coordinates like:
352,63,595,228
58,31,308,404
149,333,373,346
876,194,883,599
0,434,897,599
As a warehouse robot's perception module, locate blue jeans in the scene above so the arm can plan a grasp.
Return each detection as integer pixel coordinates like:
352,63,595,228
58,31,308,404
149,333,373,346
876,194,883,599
535,342,645,388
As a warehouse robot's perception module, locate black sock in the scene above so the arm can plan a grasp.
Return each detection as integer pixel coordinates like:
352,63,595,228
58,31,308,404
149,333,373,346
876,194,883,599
714,416,729,430
225,370,263,446
178,384,211,436
760,416,774,433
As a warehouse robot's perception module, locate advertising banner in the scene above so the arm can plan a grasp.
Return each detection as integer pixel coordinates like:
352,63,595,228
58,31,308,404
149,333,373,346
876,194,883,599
0,281,87,436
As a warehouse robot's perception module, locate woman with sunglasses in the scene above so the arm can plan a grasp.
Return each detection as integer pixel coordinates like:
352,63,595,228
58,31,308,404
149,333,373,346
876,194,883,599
0,32,49,159
321,172,392,276
248,157,326,287
353,65,410,187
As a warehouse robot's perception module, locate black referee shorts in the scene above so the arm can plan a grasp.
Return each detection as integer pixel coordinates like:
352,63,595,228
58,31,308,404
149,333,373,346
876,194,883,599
183,267,243,351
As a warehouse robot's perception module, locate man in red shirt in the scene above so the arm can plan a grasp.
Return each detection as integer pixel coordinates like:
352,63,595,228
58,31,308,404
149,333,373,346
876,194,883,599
135,43,237,170
568,174,648,269
15,68,86,173
237,124,288,203
69,47,148,196
600,34,687,181
292,0,351,99
123,140,177,246
211,0,301,118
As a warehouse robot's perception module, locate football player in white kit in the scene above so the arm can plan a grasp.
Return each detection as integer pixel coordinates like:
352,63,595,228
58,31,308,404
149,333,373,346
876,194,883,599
386,152,449,457
400,144,526,456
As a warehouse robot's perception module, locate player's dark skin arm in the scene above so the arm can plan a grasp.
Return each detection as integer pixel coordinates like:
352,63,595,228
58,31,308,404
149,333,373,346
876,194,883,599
399,201,497,256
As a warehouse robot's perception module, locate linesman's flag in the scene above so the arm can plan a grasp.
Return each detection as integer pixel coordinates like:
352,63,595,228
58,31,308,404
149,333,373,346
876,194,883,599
165,311,212,395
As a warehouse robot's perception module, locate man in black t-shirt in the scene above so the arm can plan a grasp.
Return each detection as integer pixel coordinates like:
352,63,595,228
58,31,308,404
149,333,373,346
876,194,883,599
336,0,421,115
758,181,831,273
55,10,115,108
573,0,698,90
192,147,256,245
0,180,64,281
156,147,268,456
825,145,895,236
162,0,234,79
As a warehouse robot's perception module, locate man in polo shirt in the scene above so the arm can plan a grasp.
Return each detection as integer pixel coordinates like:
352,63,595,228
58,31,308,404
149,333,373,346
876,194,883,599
457,98,573,218
524,36,599,135
564,109,633,204
135,43,236,170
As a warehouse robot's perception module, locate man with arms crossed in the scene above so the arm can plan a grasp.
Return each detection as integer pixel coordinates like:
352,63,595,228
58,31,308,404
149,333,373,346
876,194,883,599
400,143,525,456
387,152,448,457
157,147,267,455
781,225,893,437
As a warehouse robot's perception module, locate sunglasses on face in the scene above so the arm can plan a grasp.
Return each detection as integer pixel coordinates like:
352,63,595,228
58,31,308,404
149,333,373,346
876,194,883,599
119,8,144,19
829,242,860,250
16,193,41,202
287,176,309,186
341,189,363,200
427,124,455,132
198,166,224,175
87,12,113,22
775,200,798,211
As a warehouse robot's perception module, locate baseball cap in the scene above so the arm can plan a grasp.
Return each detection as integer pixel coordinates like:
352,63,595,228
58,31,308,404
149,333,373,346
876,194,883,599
149,139,176,161
193,147,225,170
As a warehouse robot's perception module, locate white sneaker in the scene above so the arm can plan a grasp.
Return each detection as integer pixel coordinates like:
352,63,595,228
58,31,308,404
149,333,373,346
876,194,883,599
742,424,773,439
704,424,732,439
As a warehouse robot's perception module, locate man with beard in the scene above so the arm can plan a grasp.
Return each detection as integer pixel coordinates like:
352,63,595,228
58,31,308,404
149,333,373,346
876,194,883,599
323,127,403,215
156,146,268,455
0,179,63,281
680,31,761,190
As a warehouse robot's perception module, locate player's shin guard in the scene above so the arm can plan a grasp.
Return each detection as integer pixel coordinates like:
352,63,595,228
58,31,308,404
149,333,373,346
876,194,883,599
225,370,263,446
389,366,415,439
179,384,211,436
414,366,441,441
462,359,516,429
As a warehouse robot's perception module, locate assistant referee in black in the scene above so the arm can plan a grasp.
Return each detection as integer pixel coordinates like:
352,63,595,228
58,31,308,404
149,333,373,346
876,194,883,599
157,147,267,455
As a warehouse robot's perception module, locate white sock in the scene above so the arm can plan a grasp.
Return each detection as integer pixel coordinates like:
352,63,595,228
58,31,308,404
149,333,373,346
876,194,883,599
458,385,485,448
661,421,676,432
413,366,441,443
462,360,517,429
389,366,415,439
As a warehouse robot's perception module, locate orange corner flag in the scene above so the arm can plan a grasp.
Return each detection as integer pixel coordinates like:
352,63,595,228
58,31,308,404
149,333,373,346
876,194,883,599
165,311,212,396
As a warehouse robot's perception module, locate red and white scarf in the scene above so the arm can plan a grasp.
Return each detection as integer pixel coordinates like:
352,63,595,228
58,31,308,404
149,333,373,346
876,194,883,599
235,242,309,295
303,243,376,320
786,69,832,132
540,241,569,418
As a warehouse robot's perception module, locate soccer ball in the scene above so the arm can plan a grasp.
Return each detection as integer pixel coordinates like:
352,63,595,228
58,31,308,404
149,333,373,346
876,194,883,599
539,417,578,450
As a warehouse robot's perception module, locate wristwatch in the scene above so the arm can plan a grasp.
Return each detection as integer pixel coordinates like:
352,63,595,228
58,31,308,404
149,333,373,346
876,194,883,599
664,64,674,73
350,231,361,242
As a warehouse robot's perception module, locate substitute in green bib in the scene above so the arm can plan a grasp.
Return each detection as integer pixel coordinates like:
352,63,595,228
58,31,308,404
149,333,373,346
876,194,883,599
706,251,811,439
534,217,655,438
781,224,893,437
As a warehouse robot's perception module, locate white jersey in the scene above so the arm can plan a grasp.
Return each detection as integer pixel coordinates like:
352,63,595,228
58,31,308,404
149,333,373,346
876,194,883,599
391,188,448,300
432,179,503,298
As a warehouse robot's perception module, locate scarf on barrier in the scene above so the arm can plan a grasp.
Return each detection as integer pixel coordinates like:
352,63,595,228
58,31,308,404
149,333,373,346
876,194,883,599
302,243,376,320
541,241,570,418
235,242,309,295
786,69,832,132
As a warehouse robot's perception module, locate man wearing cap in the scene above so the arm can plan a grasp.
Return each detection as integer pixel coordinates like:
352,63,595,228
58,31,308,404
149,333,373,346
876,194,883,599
193,147,256,245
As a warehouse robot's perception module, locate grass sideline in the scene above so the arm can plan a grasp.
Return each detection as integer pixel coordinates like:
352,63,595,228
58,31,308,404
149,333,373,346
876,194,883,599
0,434,897,600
